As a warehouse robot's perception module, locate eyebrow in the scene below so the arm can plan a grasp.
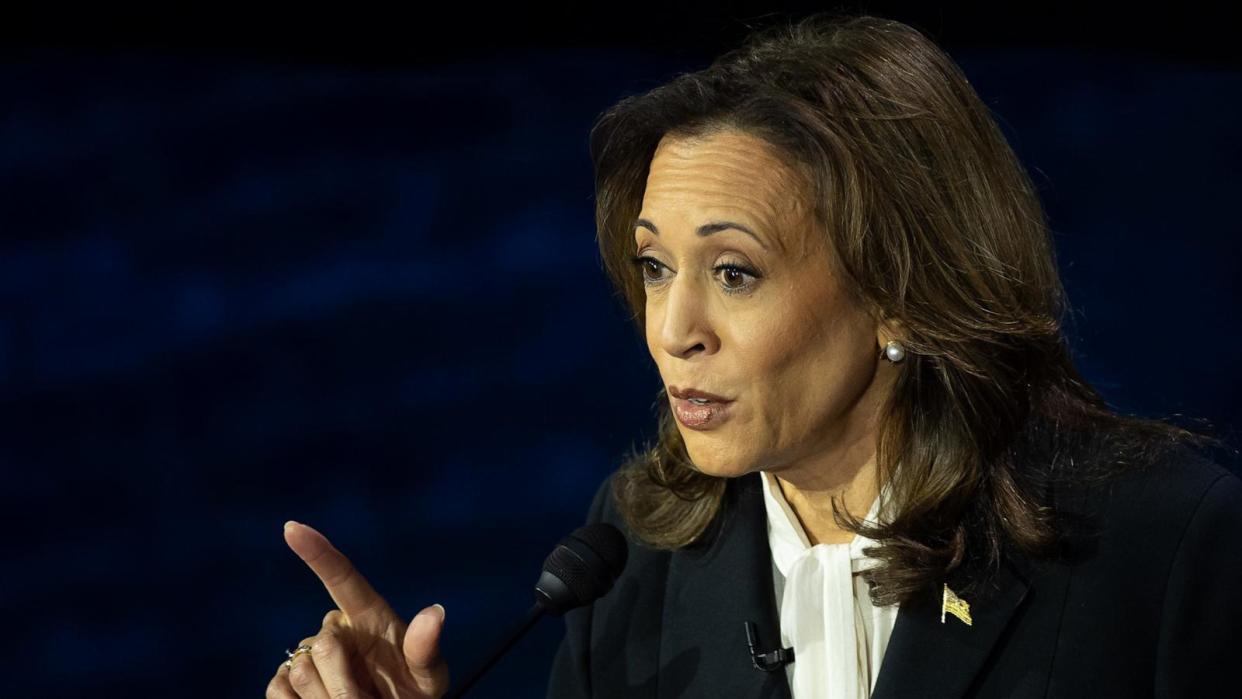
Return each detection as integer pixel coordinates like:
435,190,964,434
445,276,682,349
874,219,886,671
634,217,769,250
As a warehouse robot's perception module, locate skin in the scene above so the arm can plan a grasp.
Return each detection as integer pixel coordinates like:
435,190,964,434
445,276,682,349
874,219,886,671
267,521,449,699
635,127,901,545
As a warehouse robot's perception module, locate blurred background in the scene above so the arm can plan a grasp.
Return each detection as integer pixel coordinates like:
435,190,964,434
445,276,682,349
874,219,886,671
2,3,1239,696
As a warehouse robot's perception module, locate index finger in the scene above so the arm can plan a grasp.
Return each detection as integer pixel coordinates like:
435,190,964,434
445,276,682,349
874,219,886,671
284,520,391,623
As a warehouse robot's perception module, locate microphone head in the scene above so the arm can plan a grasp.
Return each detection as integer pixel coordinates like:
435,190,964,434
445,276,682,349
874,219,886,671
535,523,628,615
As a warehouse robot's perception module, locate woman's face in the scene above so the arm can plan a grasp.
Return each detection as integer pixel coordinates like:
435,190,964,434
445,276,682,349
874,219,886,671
634,127,895,482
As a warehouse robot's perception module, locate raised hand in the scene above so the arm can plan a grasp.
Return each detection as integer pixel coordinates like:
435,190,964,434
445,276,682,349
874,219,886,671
266,521,450,699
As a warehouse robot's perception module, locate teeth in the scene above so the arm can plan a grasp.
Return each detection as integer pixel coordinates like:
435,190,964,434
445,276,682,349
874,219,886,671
689,398,710,405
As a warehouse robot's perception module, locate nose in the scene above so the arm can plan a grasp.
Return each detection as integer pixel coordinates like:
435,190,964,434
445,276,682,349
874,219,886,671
656,273,720,359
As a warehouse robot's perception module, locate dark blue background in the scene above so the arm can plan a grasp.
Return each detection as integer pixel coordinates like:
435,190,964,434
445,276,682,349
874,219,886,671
3,10,1239,697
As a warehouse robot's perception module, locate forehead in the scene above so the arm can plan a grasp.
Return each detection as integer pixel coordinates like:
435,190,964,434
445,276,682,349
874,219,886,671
639,128,814,253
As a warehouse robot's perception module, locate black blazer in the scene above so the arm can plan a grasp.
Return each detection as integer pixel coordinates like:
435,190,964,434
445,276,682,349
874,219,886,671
546,442,1242,698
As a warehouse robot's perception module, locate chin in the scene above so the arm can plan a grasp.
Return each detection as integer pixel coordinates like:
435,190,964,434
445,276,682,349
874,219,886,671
682,436,756,479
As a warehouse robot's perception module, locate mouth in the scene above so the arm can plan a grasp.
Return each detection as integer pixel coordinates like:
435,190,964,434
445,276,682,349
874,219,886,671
668,385,732,403
667,386,734,430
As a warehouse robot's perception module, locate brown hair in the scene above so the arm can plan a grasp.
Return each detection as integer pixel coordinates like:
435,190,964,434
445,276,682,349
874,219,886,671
588,11,1223,606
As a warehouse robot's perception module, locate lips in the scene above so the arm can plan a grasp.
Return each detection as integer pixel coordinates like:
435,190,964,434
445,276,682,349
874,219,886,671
668,385,734,430
668,386,732,403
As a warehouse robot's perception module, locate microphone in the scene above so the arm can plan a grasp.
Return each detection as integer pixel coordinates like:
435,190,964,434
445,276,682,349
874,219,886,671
744,621,795,672
443,523,628,698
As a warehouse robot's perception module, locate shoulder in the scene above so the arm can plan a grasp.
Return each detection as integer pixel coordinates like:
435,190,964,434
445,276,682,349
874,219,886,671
581,465,746,559
549,470,672,698
1054,440,1241,538
1037,437,1242,595
581,468,628,527
548,469,679,697
580,468,630,536
580,468,679,572
1122,442,1242,574
1090,443,1242,694
573,464,675,595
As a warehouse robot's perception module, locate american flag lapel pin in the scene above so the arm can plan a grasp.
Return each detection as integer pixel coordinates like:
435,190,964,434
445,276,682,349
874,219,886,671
941,583,973,625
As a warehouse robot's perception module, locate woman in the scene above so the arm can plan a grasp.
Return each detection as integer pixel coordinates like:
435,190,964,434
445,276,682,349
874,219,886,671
266,12,1241,699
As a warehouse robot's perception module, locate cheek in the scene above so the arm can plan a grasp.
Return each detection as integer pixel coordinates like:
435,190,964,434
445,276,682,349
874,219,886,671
643,305,659,355
643,305,669,380
729,291,828,378
736,290,874,411
785,321,877,423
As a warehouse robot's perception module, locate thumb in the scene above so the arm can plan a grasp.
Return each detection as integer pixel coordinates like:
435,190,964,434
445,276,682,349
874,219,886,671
404,603,449,696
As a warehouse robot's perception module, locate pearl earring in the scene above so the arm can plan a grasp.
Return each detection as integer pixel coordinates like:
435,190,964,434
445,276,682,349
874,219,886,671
883,340,906,363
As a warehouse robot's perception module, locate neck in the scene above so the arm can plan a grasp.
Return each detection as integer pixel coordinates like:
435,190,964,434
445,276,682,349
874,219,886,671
768,345,896,546
771,433,882,546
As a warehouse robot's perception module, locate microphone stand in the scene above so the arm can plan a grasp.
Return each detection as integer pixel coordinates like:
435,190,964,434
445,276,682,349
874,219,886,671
442,603,546,699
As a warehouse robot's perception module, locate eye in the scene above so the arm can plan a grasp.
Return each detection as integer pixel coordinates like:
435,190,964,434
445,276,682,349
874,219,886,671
629,255,669,285
628,254,761,295
714,262,760,294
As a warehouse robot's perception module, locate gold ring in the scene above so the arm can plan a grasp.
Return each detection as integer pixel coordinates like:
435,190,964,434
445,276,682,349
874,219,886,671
283,644,313,669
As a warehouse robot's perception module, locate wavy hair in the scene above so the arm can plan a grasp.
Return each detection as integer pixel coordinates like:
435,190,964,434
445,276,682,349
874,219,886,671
588,12,1223,606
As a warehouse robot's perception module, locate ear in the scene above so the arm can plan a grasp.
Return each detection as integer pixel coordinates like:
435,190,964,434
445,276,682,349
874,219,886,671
875,315,904,350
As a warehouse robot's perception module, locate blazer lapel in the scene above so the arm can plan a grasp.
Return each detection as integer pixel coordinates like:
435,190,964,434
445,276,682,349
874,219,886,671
655,470,1031,699
871,553,1031,699
658,472,792,699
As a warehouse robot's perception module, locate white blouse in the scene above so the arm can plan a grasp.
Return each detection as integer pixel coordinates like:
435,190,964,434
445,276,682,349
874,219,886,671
760,470,899,699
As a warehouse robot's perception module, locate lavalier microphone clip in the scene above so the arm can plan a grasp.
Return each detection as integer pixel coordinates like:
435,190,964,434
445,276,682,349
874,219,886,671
744,621,795,672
